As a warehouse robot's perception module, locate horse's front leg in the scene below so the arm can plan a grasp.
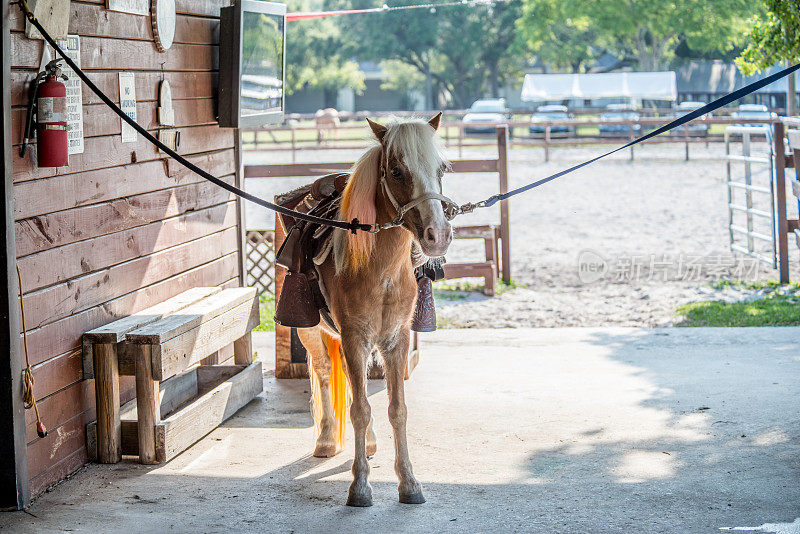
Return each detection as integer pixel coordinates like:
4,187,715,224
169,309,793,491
341,330,373,507
380,328,425,504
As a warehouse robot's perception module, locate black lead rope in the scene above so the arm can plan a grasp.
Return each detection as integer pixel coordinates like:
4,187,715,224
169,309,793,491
16,0,800,226
15,1,372,234
481,63,800,207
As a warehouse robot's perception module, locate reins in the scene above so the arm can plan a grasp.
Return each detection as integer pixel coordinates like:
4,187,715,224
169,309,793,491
15,0,800,232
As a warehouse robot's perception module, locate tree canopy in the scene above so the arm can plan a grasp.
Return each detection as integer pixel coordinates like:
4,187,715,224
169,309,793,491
736,0,800,75
285,0,365,106
284,0,761,107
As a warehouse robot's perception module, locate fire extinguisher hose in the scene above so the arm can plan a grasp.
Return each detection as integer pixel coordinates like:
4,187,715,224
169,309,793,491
12,0,374,235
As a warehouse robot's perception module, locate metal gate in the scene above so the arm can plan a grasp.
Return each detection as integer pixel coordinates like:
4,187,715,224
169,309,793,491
724,125,777,267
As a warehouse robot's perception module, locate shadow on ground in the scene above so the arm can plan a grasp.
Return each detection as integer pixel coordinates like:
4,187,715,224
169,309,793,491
2,327,798,533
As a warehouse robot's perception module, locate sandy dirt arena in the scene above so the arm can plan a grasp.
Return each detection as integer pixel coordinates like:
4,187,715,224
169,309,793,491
245,138,796,328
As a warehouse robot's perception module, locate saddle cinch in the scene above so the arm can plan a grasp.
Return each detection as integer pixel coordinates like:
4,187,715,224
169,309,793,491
274,172,443,333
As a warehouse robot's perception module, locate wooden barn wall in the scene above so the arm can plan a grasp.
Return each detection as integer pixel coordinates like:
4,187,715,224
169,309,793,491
9,0,241,496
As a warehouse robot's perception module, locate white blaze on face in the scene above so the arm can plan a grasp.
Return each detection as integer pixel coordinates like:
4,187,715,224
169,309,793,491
385,121,450,233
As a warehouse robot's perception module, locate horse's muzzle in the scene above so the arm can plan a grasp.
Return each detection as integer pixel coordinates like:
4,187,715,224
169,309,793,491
420,221,452,257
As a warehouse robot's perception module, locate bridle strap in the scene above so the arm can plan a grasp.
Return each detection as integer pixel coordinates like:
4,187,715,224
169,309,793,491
372,149,459,232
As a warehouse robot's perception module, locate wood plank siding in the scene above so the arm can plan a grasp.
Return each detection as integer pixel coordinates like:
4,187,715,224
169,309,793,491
9,0,242,496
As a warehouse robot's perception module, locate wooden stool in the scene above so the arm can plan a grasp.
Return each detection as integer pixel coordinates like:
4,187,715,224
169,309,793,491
445,224,501,296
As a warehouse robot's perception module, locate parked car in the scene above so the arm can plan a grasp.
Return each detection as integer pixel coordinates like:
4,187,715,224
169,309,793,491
731,104,777,126
598,104,641,136
671,101,710,136
529,105,574,137
463,98,509,134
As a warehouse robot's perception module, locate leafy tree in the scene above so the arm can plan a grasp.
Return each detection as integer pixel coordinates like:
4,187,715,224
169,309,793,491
736,1,800,75
333,0,441,107
518,0,754,72
284,0,365,105
517,0,606,73
338,0,524,108
584,0,752,71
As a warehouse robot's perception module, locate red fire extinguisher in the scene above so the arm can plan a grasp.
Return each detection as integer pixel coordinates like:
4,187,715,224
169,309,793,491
21,60,69,168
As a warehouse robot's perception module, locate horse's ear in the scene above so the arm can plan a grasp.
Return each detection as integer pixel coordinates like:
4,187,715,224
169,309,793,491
366,118,388,141
428,112,442,131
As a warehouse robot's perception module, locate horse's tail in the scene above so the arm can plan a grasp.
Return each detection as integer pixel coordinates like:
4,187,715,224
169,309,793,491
321,330,349,450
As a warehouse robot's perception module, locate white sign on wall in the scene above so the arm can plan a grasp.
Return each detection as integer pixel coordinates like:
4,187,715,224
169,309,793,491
118,72,138,143
106,0,148,16
42,35,84,155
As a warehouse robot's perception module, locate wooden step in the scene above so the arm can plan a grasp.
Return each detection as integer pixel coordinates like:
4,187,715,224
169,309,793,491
442,261,497,296
125,287,259,381
453,224,499,240
87,362,262,462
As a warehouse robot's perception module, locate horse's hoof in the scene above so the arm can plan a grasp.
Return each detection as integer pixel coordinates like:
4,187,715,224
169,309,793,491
312,441,341,458
399,491,426,504
346,491,373,507
347,481,373,507
366,441,377,457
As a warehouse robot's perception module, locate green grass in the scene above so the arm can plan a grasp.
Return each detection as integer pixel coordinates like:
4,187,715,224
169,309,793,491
676,281,800,327
709,279,794,291
433,278,522,301
254,293,275,332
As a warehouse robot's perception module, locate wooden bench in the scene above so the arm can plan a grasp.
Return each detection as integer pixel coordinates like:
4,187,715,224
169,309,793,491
83,287,262,464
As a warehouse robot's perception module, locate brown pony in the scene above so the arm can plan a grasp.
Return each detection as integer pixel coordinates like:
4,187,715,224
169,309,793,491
297,113,452,507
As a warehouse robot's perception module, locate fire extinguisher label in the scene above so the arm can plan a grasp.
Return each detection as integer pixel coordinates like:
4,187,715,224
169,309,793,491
38,97,66,123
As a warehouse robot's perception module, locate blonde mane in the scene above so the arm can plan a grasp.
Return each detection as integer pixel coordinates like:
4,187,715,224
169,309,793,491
334,119,449,274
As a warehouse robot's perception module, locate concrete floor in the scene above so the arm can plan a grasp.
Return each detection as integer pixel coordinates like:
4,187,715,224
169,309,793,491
2,327,799,533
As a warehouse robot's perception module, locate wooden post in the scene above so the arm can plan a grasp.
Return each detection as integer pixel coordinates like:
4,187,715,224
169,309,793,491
290,124,296,163
93,343,121,463
1,0,30,504
201,351,220,365
629,121,635,161
234,332,252,365
544,125,550,162
775,121,790,283
134,345,160,464
685,126,690,161
273,212,296,378
497,126,511,283
234,129,247,288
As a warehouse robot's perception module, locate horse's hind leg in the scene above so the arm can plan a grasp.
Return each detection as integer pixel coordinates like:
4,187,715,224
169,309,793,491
341,331,373,507
297,327,341,458
380,329,425,504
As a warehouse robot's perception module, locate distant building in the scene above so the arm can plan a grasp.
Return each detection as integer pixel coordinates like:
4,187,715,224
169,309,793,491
676,60,796,110
510,60,796,111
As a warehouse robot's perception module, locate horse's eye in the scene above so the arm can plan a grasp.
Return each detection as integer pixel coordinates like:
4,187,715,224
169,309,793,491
391,167,404,180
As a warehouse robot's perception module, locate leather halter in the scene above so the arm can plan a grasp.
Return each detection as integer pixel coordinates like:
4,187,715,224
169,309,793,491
369,148,460,233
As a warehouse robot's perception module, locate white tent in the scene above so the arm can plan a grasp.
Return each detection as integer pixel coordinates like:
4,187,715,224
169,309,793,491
521,71,677,101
